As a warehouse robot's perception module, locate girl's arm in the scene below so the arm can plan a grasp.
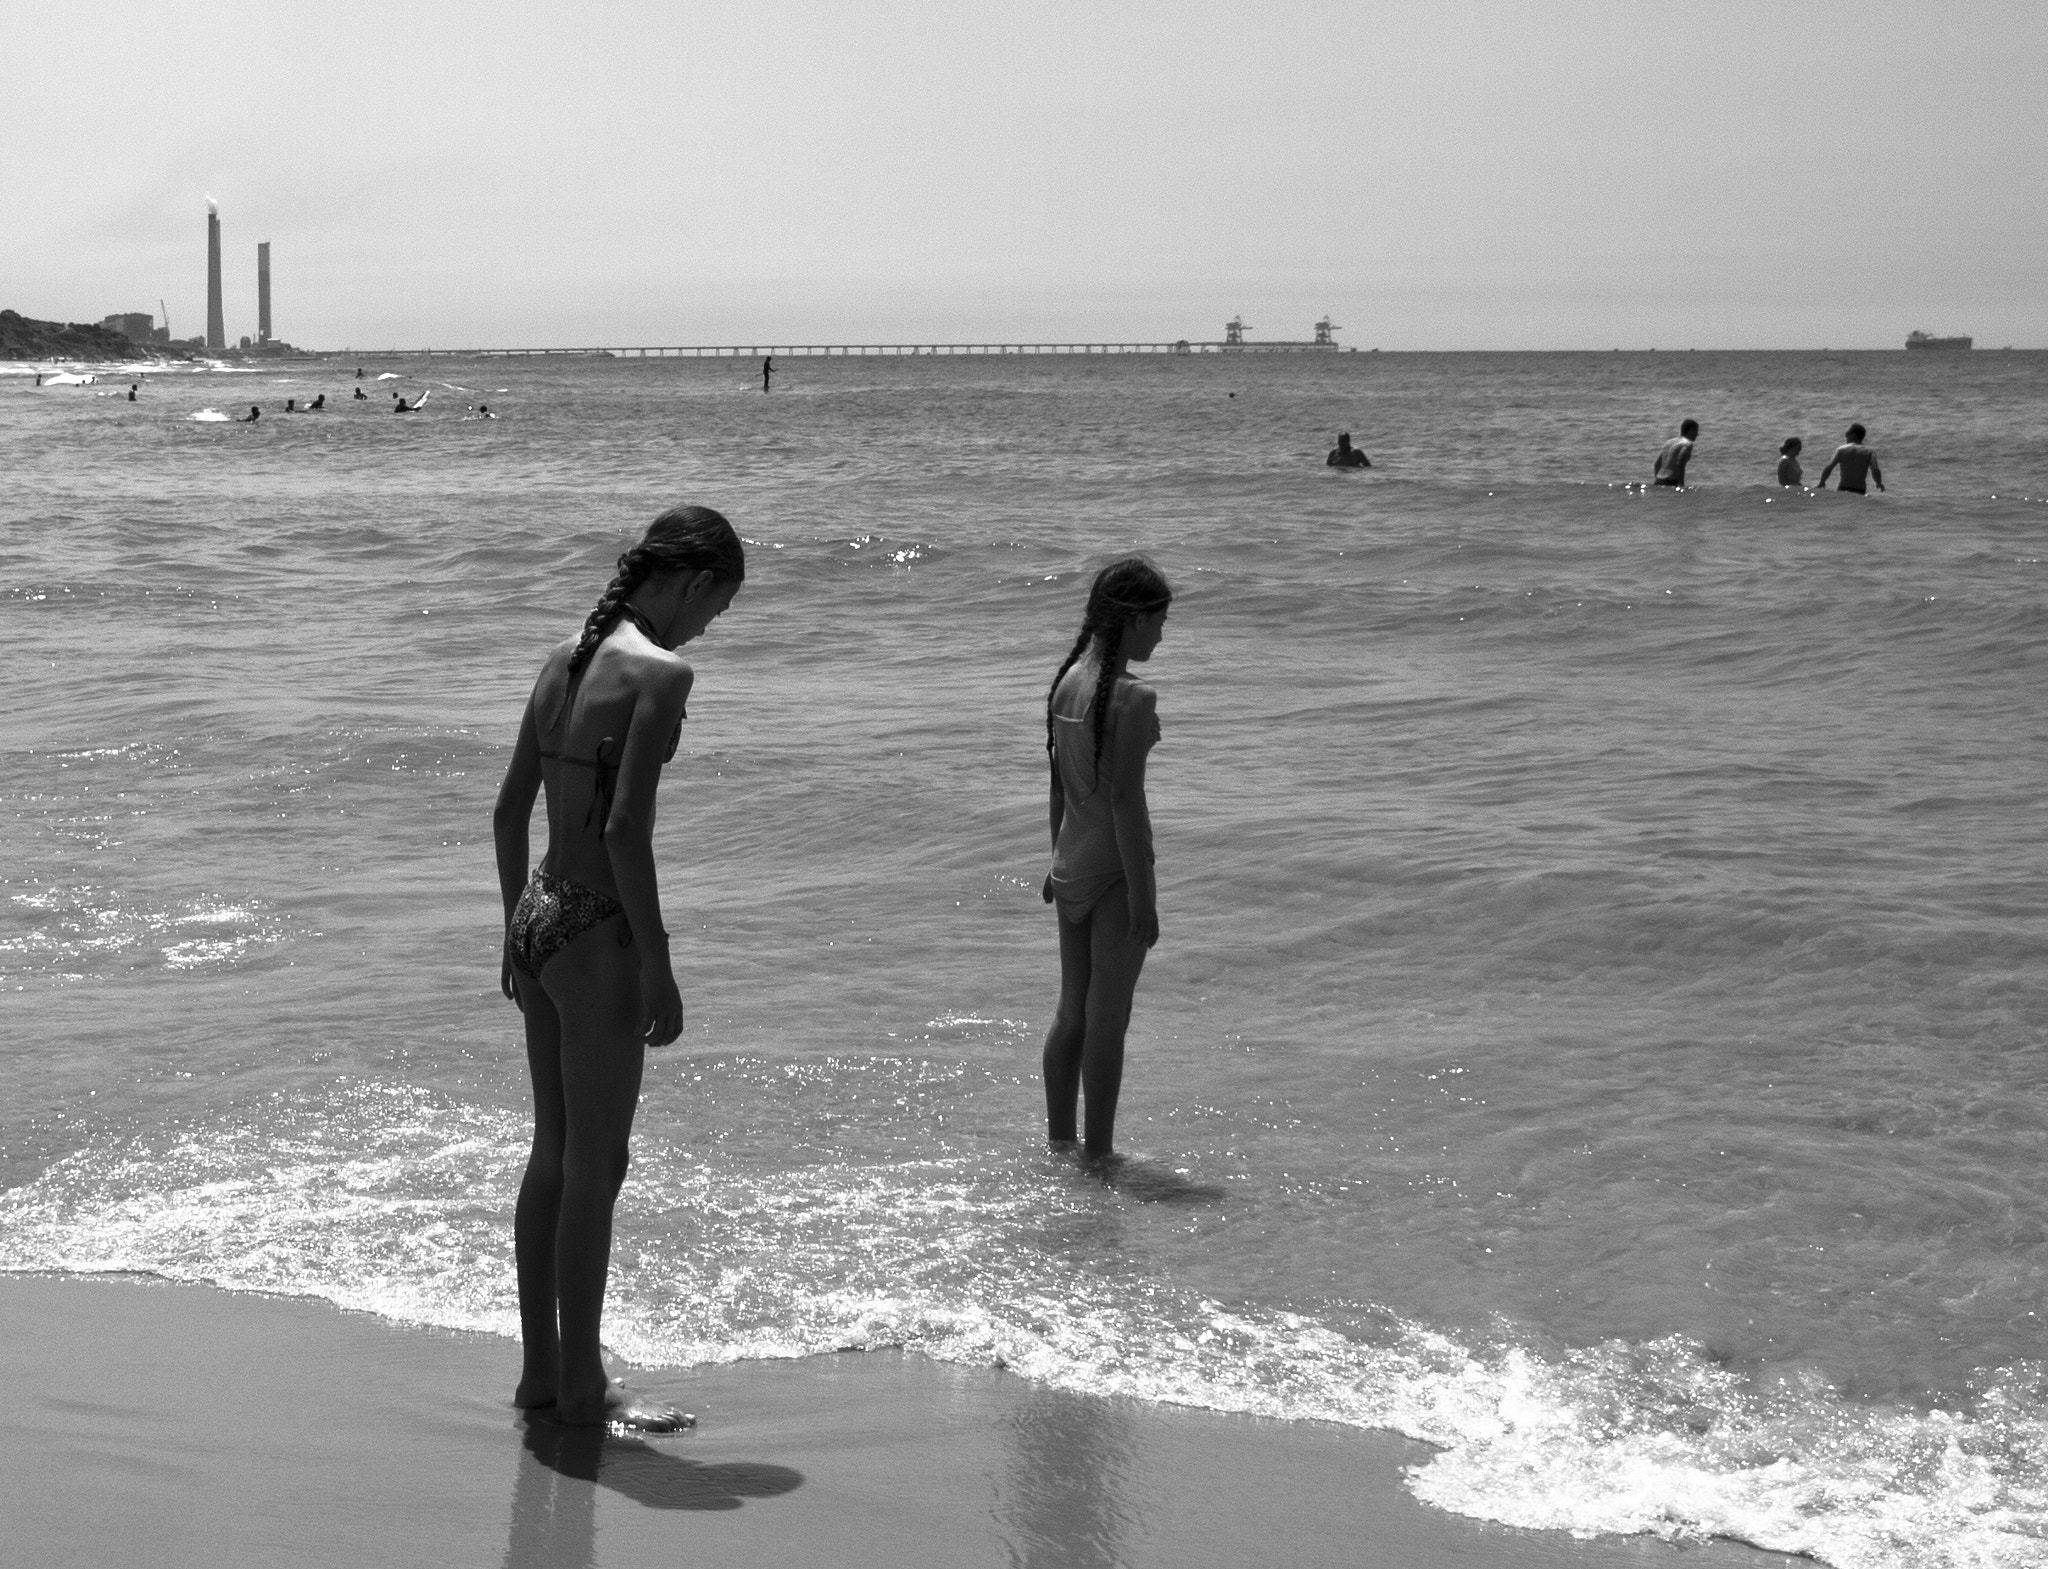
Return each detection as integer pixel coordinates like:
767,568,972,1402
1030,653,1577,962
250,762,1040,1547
1108,682,1160,946
492,696,543,1000
601,656,696,1046
1042,751,1065,902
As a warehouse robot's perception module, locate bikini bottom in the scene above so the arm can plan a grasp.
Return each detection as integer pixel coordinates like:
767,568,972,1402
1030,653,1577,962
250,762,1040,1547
1050,870,1124,926
507,870,627,980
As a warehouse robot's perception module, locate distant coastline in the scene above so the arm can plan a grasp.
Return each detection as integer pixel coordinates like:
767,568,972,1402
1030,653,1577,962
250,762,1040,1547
1,310,192,363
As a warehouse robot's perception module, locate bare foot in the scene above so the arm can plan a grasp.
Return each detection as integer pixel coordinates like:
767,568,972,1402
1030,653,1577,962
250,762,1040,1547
546,1380,695,1433
513,1378,557,1411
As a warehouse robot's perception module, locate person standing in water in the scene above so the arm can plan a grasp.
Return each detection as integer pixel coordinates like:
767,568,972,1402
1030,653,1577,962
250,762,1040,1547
761,356,774,393
1777,438,1804,487
1819,424,1885,494
1041,557,1171,1159
1654,419,1699,487
1326,433,1371,468
494,505,746,1429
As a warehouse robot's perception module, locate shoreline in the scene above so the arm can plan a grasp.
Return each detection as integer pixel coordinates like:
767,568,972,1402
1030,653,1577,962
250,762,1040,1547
2,1272,1807,1568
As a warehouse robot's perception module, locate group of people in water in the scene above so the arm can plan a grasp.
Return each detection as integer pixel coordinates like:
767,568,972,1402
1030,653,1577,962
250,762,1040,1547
1322,422,1887,492
228,384,492,423
1653,419,1885,493
492,509,1167,1429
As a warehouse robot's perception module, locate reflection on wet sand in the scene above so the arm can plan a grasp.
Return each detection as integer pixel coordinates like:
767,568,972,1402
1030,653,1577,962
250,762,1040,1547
994,1382,1141,1569
503,1418,804,1569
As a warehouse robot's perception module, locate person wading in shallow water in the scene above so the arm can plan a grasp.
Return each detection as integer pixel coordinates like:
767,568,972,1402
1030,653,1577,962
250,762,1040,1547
1040,557,1172,1160
494,505,746,1429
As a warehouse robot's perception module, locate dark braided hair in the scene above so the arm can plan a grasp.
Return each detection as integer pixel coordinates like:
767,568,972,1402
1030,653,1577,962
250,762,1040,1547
567,504,746,675
1045,556,1172,770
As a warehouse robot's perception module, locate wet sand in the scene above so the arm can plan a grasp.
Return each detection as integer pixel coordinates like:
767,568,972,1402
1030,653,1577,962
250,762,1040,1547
1,1274,1807,1568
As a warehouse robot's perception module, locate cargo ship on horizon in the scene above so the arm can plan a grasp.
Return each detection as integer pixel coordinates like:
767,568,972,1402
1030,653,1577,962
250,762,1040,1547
1906,330,1972,350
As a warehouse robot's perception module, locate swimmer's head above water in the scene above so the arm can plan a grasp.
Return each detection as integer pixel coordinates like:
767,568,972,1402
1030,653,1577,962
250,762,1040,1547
1047,556,1173,766
568,504,748,674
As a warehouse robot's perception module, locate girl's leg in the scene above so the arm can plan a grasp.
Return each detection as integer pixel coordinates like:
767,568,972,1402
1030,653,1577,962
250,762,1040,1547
513,970,567,1408
1080,883,1150,1158
539,919,662,1426
1043,908,1094,1144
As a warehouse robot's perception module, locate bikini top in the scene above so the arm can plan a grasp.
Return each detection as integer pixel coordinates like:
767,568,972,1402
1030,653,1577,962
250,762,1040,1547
540,606,684,839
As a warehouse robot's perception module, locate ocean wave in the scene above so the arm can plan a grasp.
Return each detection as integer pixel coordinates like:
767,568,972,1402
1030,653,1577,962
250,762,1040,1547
2,1083,2043,1567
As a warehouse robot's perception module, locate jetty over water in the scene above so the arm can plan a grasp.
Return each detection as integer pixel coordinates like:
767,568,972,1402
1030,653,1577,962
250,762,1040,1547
343,339,1346,359
343,316,1352,360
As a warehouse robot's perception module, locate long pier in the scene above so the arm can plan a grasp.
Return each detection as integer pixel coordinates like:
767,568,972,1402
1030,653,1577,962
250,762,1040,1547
337,340,1346,359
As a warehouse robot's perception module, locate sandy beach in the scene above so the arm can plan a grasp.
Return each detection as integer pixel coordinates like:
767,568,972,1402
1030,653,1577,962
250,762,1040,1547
1,1274,1812,1568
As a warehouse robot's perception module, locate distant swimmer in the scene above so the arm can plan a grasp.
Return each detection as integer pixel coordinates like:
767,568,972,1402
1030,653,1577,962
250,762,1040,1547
761,356,773,393
1326,432,1371,468
1818,424,1884,494
475,403,496,419
285,398,297,413
239,405,261,423
1653,419,1699,487
309,393,326,410
1777,437,1803,487
127,384,138,402
356,367,364,379
353,386,368,400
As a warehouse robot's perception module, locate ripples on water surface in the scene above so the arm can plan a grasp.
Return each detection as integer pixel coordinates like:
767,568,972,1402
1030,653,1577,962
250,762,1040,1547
4,351,2047,1565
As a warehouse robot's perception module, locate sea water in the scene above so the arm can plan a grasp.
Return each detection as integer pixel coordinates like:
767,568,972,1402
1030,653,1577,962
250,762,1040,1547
3,349,2046,1566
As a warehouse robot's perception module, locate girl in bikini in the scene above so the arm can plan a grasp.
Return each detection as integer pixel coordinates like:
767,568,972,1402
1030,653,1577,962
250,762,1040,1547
494,504,745,1428
1041,557,1171,1159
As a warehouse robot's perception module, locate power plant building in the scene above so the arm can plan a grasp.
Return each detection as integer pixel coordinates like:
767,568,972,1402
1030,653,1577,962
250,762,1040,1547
99,312,158,344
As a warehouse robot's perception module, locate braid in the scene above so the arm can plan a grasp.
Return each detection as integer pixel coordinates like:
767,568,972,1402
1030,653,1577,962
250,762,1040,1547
1045,620,1096,758
567,547,655,675
1089,620,1124,769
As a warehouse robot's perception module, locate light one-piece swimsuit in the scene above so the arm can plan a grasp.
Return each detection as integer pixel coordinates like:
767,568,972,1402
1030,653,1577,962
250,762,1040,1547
1048,675,1159,923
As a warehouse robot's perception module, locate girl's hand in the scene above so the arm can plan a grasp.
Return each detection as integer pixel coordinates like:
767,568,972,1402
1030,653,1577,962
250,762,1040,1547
641,961,685,1048
501,942,522,1009
1130,901,1159,947
1041,873,1055,904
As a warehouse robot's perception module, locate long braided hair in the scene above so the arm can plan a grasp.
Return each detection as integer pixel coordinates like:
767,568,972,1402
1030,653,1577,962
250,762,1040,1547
567,504,747,675
1045,556,1172,773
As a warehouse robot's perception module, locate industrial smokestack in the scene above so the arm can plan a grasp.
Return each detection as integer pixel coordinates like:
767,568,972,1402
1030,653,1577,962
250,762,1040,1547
257,242,271,343
205,198,225,351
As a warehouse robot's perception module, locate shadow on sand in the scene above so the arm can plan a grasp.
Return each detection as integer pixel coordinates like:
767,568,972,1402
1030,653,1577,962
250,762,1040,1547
505,1418,804,1568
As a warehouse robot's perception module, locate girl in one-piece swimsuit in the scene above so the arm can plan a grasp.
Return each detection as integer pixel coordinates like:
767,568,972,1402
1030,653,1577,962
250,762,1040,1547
1040,556,1172,1158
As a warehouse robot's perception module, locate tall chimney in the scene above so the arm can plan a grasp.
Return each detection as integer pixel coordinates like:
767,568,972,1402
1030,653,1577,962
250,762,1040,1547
257,242,272,343
206,204,225,350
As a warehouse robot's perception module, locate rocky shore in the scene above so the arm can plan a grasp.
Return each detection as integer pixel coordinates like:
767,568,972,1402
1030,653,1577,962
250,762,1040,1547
1,310,193,362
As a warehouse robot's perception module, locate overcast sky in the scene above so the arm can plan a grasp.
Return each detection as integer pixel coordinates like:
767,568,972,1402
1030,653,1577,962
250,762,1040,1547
8,1,2044,350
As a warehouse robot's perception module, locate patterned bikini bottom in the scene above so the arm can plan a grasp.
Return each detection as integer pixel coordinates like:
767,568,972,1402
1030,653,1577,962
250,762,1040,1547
506,870,626,980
